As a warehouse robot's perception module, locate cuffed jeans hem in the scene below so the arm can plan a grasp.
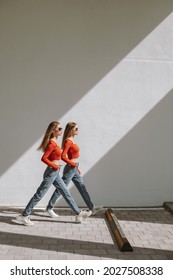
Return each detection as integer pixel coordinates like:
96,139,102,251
22,213,29,217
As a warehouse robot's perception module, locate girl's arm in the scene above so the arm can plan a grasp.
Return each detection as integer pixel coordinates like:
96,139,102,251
61,140,77,167
41,141,58,170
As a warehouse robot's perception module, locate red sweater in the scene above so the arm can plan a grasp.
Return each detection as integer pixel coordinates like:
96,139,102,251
41,139,61,170
61,139,80,167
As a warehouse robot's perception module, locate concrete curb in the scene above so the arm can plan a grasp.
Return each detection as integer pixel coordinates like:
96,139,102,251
105,208,133,252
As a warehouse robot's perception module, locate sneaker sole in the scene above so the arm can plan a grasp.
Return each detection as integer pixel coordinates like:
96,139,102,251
44,211,59,218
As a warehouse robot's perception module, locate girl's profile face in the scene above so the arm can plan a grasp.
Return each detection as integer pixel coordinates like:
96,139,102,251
54,124,63,137
72,125,78,136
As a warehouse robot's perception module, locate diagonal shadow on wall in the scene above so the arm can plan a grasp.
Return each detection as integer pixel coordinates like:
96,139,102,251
0,0,173,175
67,89,173,207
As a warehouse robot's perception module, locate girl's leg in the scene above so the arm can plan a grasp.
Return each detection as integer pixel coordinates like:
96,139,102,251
53,170,80,215
46,164,75,210
72,172,103,214
22,167,57,216
46,188,61,211
72,171,94,210
62,164,76,185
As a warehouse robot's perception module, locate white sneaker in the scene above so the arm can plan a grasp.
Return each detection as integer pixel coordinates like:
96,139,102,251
81,210,92,218
92,205,104,215
16,215,34,226
75,210,92,223
45,209,59,218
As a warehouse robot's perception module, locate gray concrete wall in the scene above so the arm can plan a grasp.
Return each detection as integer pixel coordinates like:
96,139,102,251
0,0,173,207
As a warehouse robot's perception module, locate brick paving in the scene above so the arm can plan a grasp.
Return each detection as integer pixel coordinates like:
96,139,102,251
0,206,173,260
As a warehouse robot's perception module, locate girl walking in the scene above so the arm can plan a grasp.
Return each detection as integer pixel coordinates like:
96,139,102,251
46,122,103,215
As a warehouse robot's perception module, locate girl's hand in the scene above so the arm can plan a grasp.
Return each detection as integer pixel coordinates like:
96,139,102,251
53,164,58,171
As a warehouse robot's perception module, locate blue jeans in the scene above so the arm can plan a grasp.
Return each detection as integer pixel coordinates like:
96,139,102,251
47,163,94,210
23,166,80,216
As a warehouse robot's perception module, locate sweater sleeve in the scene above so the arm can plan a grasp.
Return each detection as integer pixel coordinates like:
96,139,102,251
61,140,77,167
41,142,58,170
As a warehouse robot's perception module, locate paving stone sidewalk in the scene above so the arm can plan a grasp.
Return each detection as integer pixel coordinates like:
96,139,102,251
0,206,173,260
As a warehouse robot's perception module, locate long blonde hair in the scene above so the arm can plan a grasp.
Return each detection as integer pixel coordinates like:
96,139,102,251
37,121,60,152
61,122,77,149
